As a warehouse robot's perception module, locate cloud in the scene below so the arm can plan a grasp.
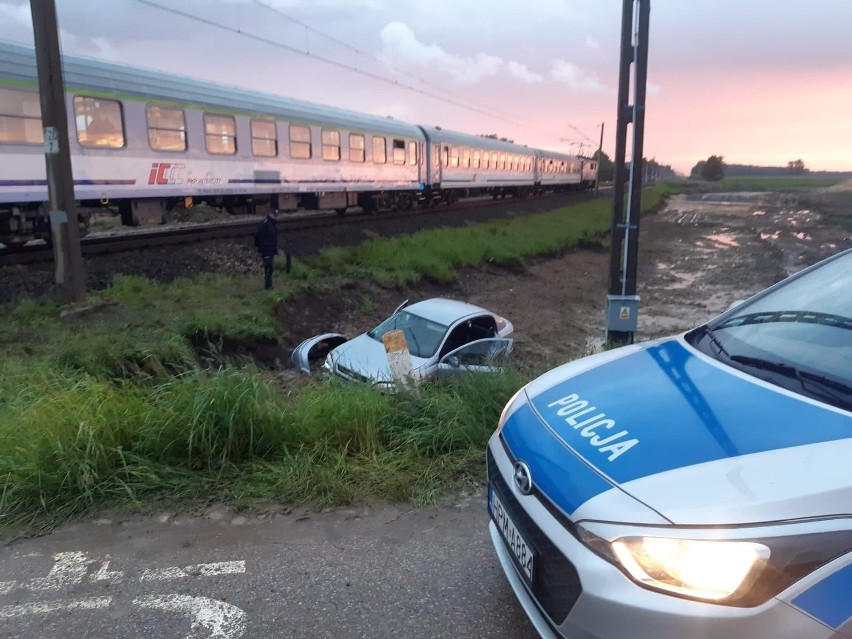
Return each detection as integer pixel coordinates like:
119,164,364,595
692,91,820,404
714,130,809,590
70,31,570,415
550,59,606,92
585,35,603,52
377,21,501,84
0,2,31,37
507,61,542,84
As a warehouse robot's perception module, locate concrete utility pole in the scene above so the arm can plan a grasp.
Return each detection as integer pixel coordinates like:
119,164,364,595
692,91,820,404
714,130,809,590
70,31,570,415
606,0,650,345
30,0,86,302
595,121,604,198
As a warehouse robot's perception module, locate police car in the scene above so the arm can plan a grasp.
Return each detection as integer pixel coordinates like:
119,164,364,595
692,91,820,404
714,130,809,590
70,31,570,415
487,248,851,639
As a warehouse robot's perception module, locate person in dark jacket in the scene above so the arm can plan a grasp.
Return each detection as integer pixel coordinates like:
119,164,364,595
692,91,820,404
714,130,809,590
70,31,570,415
254,209,278,290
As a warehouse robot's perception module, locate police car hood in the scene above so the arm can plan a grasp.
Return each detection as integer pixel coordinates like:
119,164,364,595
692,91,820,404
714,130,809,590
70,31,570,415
512,337,852,526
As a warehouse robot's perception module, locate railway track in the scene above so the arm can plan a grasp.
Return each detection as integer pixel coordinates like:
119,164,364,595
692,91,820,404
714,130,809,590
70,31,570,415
0,189,609,268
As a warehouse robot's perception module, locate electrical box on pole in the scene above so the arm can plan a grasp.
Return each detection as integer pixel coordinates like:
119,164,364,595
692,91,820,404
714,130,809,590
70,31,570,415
30,0,86,303
606,0,650,345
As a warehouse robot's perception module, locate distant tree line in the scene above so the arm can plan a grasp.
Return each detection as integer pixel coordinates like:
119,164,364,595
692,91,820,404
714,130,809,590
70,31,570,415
690,156,852,181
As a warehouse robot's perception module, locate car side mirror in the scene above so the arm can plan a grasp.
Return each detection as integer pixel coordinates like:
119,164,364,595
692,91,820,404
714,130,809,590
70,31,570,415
446,355,460,368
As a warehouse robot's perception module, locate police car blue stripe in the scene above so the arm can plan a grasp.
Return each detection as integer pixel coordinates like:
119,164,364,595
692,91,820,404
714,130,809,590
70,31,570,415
501,402,614,513
791,563,852,630
529,340,852,485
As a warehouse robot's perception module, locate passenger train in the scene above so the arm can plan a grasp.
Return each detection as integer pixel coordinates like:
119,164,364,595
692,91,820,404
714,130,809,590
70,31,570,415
0,40,598,246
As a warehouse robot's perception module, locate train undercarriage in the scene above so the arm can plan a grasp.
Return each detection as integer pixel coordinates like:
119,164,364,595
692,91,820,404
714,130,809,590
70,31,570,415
0,179,596,249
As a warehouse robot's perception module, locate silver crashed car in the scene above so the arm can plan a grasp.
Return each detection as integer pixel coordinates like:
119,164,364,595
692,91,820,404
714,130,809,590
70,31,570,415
291,298,513,385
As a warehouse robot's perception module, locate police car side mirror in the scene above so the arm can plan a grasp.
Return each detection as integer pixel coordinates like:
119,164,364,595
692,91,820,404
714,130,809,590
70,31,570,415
446,355,460,368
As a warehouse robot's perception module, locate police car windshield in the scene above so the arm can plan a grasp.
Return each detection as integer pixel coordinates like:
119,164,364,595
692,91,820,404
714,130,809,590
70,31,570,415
367,311,449,358
689,250,852,408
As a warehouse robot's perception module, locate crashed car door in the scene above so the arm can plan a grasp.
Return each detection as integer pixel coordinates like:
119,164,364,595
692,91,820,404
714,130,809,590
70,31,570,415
435,338,513,379
290,333,348,374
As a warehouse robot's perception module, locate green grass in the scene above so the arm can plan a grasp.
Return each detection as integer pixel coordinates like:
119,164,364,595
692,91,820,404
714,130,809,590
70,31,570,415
704,175,846,191
308,197,619,285
0,186,677,532
0,365,523,530
814,190,852,229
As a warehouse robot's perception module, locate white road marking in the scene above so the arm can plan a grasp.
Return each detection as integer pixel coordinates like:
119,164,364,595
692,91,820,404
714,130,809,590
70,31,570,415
91,559,124,583
27,551,93,591
134,594,246,638
0,596,113,618
141,560,246,582
1,551,248,637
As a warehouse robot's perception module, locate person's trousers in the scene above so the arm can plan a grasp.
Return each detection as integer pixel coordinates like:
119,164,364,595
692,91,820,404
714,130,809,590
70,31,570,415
262,254,275,289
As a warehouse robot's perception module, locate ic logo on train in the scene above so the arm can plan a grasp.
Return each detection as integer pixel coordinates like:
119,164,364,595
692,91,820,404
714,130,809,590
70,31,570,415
148,162,187,185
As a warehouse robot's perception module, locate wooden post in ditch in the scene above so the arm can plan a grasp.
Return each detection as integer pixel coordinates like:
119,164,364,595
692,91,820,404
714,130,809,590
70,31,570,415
382,330,415,384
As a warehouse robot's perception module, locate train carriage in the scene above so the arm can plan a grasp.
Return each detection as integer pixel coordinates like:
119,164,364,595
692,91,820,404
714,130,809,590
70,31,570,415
0,40,426,243
0,39,598,247
534,149,584,192
418,126,537,202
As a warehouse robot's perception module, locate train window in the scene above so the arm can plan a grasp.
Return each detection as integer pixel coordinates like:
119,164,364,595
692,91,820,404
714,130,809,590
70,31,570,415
350,134,365,162
203,113,236,155
499,153,506,170
322,129,340,161
75,96,125,148
450,146,459,168
408,140,417,165
251,119,277,157
0,87,43,145
442,145,449,167
462,148,471,169
146,105,186,152
482,151,489,169
372,136,386,163
392,139,405,164
290,125,312,159
472,150,480,169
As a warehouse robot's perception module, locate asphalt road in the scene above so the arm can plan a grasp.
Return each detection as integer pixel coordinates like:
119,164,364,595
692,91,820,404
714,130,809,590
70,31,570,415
0,494,540,639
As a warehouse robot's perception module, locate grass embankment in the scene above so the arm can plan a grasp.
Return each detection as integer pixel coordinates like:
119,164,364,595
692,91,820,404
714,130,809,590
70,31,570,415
0,187,670,531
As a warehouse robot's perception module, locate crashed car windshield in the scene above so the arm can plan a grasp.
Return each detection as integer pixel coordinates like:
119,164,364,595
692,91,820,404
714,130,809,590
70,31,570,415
367,311,449,358
687,249,852,410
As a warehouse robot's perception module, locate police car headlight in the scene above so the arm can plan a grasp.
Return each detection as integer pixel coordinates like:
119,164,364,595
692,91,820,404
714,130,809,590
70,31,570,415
611,536,769,601
579,520,852,606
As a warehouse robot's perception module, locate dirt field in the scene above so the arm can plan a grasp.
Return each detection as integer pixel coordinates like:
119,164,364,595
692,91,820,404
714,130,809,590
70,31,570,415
283,188,852,371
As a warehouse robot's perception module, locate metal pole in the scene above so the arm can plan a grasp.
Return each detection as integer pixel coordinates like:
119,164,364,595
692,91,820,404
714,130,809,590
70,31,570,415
608,0,634,300
30,0,86,302
623,0,651,298
595,121,604,198
605,0,651,345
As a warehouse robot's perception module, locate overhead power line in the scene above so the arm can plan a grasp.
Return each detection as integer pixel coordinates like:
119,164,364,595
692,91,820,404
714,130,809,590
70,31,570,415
250,0,596,145
137,0,551,134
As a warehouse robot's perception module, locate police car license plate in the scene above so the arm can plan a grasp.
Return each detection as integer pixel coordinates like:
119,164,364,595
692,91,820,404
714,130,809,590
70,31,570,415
491,490,534,583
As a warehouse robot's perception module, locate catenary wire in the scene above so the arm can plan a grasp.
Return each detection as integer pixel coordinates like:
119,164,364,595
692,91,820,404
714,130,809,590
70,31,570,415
135,0,595,148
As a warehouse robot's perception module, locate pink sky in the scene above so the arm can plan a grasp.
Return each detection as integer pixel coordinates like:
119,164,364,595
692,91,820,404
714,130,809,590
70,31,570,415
1,0,850,176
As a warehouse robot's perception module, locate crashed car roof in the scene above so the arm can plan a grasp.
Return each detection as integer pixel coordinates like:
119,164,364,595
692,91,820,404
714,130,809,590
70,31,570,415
401,298,501,325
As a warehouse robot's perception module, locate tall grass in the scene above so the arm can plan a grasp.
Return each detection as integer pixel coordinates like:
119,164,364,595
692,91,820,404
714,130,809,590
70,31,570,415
2,189,676,530
0,364,523,529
